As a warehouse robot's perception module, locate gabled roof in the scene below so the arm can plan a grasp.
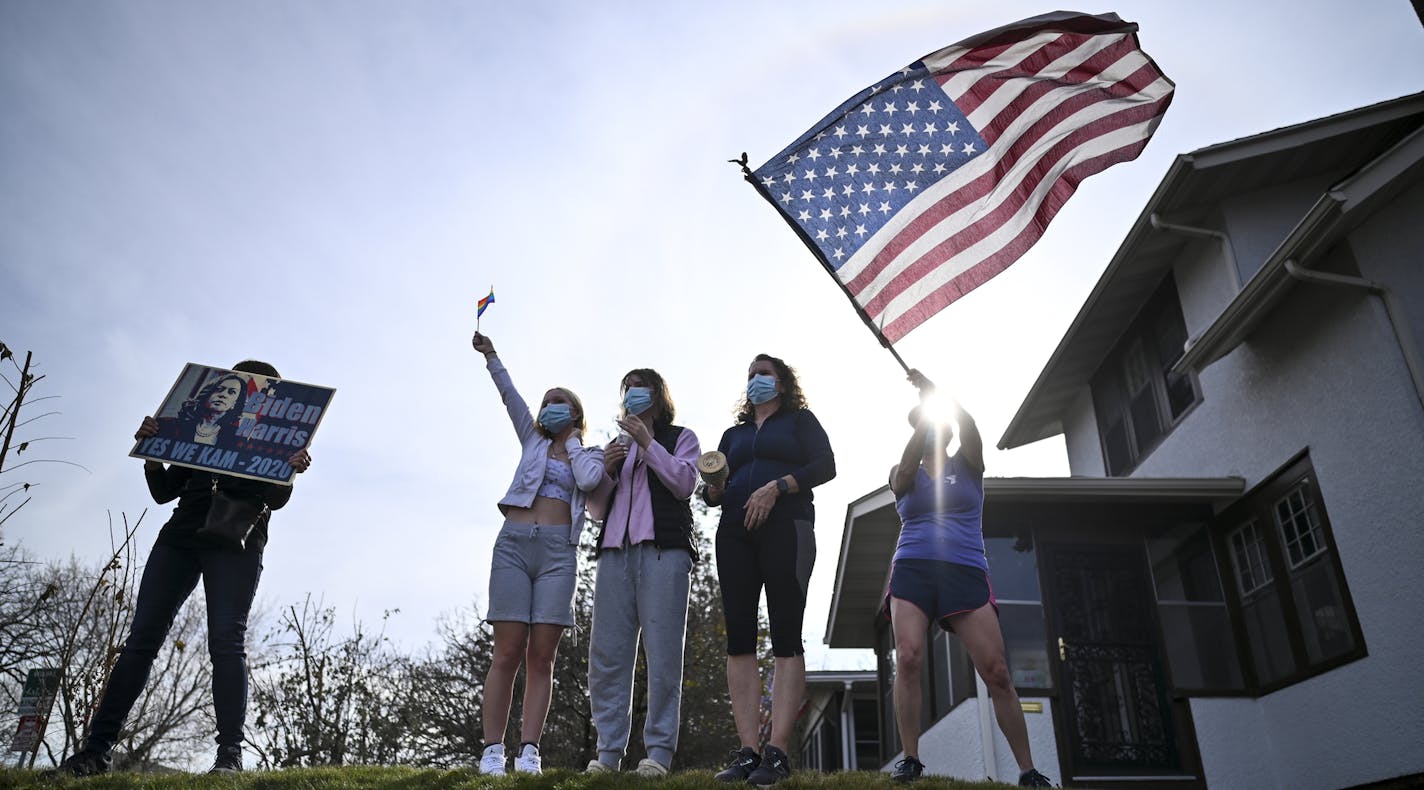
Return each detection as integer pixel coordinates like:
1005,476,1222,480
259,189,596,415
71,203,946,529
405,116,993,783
825,476,1245,649
998,92,1424,450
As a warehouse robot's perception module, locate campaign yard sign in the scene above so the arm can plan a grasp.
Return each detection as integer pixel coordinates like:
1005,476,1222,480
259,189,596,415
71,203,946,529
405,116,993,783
8,667,60,753
130,363,335,484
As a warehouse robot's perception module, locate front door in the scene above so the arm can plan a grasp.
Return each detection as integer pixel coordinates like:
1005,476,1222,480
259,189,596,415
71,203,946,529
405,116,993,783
1041,542,1184,782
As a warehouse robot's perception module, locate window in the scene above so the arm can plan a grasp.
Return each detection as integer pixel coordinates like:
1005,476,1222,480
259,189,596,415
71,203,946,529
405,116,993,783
1092,275,1200,475
1148,522,1246,692
1213,454,1365,692
986,536,1052,690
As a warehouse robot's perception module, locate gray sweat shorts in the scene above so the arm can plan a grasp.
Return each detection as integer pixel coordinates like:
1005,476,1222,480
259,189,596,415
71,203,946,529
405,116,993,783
486,520,578,627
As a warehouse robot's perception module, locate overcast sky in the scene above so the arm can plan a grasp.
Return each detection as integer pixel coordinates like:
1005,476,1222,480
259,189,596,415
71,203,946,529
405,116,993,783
3,1,1422,671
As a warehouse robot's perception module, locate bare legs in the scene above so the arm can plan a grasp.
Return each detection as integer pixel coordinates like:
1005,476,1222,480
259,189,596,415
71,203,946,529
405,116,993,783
481,621,565,746
891,597,930,758
950,603,1035,772
726,653,806,752
891,599,1036,772
726,654,761,748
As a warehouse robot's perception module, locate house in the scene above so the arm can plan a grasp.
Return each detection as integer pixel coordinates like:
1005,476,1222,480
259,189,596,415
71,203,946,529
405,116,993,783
824,92,1424,789
793,670,880,772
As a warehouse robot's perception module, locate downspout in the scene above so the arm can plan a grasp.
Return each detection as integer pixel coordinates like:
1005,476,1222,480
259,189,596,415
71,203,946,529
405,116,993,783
1283,260,1424,412
1150,213,1242,290
841,682,855,771
976,675,999,782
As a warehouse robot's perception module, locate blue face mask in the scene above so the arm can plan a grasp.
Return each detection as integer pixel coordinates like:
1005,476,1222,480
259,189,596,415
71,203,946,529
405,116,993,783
538,403,574,434
624,386,653,416
747,374,779,406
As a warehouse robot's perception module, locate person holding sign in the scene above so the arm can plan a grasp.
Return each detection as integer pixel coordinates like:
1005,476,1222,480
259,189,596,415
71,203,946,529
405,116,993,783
583,369,701,776
883,370,1052,787
62,360,312,777
471,332,604,776
702,354,835,786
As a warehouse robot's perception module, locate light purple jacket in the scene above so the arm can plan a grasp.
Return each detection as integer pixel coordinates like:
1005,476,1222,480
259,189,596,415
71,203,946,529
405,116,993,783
486,355,604,544
587,427,701,548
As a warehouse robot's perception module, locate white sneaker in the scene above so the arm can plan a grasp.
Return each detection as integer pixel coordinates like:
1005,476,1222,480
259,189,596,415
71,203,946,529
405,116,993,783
479,743,506,775
634,757,669,777
514,742,542,774
585,759,615,773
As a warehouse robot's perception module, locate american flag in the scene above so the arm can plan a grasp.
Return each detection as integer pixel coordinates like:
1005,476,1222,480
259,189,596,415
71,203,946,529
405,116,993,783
750,11,1174,342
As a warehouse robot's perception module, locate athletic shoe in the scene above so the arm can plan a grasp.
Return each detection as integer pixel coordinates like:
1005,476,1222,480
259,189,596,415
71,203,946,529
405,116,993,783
1019,768,1056,787
634,757,669,777
513,742,542,774
745,745,791,787
479,743,506,776
60,749,111,777
585,759,615,773
208,744,243,774
714,746,760,782
892,755,925,783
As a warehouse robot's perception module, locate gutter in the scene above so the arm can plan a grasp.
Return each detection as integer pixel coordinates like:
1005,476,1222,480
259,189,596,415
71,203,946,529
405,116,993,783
1150,214,1242,290
1175,192,1343,372
1283,260,1424,412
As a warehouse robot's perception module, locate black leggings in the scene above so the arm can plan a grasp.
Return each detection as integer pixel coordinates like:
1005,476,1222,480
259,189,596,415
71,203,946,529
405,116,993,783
716,518,816,657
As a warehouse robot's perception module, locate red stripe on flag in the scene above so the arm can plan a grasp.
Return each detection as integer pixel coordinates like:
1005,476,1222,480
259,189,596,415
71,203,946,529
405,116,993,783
880,133,1161,341
844,60,1165,299
857,90,1172,318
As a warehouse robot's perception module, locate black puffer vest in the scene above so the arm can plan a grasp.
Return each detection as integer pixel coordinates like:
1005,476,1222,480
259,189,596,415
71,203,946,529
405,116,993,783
595,424,697,560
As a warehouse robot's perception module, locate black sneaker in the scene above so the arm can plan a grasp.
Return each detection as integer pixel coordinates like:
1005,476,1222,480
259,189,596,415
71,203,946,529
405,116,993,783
60,749,111,777
745,745,791,787
209,744,243,774
1019,768,1055,787
714,746,760,782
892,755,924,783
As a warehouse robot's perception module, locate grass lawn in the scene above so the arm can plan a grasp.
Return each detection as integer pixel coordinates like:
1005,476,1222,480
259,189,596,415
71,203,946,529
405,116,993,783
0,766,1025,789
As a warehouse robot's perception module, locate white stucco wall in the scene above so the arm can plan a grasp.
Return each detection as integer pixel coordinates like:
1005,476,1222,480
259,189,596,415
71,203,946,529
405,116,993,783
1349,178,1424,360
1219,174,1340,283
1130,244,1424,787
1188,698,1277,790
887,696,1058,783
1062,388,1103,476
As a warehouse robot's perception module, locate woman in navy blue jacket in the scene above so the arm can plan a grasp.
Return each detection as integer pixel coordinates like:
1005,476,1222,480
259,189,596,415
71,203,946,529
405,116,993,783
703,353,834,786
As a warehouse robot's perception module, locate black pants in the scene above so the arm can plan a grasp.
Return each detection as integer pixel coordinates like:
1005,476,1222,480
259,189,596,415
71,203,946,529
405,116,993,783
86,541,263,752
716,518,815,657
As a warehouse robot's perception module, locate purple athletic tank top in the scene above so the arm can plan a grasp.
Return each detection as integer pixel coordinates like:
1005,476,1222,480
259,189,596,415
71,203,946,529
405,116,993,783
892,453,987,570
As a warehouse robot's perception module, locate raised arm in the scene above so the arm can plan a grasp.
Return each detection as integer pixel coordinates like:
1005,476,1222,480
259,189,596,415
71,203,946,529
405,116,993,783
907,369,983,474
473,332,537,443
890,416,932,497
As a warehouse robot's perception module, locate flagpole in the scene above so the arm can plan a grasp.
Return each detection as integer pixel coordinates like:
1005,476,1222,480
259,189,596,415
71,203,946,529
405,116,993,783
731,153,911,374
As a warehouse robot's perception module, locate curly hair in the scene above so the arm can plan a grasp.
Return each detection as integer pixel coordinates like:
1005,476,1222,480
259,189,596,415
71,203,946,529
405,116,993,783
735,353,808,424
176,373,249,434
621,368,676,427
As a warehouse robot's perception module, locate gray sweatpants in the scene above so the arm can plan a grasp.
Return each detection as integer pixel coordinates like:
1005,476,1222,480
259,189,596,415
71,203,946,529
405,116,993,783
588,543,692,769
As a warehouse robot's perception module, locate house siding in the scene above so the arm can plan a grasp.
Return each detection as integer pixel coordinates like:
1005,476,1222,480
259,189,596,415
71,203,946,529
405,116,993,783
1062,388,1103,476
885,696,1058,782
1349,178,1424,357
1099,232,1424,787
1219,174,1342,283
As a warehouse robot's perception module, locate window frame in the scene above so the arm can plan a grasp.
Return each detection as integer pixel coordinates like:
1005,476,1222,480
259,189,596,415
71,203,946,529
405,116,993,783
1091,273,1202,476
1211,451,1367,695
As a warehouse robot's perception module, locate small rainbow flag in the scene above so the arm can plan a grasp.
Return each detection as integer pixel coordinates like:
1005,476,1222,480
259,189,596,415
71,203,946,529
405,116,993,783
476,288,495,318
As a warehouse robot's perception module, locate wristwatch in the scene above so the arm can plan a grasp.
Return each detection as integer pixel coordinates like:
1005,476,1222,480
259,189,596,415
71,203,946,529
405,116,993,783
776,477,790,495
